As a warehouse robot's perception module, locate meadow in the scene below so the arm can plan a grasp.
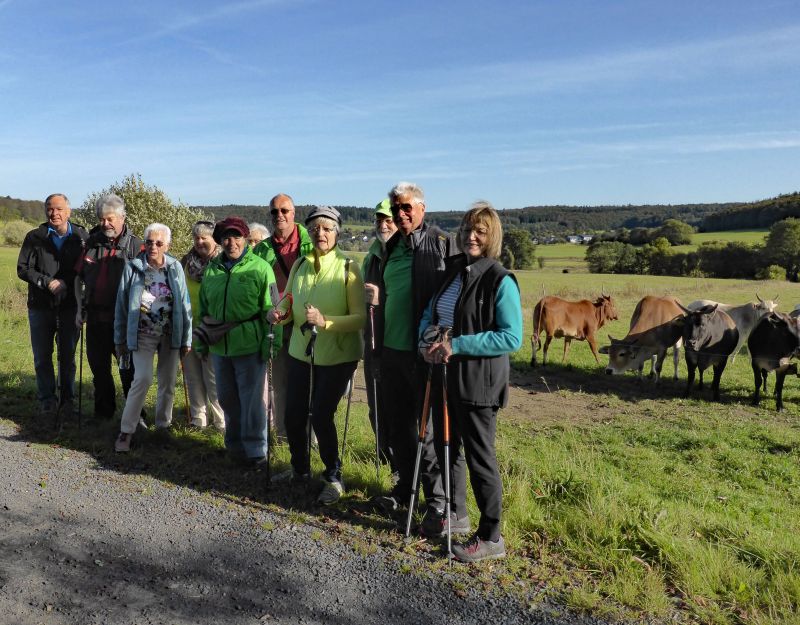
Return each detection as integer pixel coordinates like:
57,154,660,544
1,243,799,624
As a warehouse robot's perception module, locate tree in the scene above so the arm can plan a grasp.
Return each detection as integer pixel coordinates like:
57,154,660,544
653,219,693,245
764,217,800,281
502,228,536,269
79,173,207,257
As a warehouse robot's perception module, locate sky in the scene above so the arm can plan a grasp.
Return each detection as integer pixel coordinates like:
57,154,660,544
1,0,799,211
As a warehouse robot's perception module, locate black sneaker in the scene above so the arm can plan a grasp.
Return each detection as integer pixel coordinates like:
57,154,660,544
420,511,471,538
372,494,400,515
270,468,311,484
452,534,506,563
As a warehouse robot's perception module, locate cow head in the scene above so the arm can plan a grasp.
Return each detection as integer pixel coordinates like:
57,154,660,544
594,294,619,323
679,303,718,351
764,312,800,357
600,335,651,374
755,293,779,316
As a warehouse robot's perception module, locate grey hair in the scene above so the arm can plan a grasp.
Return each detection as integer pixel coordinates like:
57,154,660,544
388,181,424,203
308,216,340,235
248,222,270,239
44,193,70,208
94,193,126,219
192,221,215,238
144,222,172,245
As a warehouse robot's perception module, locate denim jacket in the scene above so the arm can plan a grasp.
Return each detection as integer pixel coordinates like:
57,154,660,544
114,252,192,351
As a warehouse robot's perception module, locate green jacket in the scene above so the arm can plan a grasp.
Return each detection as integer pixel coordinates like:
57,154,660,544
277,247,365,366
253,224,314,272
198,247,277,360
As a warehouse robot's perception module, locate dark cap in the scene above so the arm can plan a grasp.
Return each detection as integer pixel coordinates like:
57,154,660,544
212,216,250,243
304,205,342,226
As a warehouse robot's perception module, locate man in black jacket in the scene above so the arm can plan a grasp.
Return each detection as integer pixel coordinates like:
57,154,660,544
365,181,462,537
17,193,89,420
74,194,143,420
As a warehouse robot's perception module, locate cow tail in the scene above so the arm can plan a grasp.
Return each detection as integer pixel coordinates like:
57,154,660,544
533,300,544,347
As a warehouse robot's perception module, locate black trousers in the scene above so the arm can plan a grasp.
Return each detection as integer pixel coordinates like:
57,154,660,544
364,352,394,470
86,315,134,419
449,401,502,541
381,348,452,514
284,356,356,482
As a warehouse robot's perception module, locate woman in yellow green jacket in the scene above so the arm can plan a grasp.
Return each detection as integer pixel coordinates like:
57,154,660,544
268,206,365,504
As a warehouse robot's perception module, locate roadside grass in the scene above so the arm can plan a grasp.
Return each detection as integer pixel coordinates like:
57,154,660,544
2,244,800,623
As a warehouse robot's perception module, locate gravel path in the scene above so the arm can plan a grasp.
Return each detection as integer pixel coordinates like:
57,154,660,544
0,420,611,625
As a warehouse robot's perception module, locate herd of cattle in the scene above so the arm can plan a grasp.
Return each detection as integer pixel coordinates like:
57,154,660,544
530,293,800,410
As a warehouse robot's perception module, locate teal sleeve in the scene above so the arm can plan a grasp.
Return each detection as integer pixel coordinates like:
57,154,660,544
451,276,523,356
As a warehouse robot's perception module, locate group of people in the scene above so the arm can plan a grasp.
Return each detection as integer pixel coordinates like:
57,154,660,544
17,183,523,563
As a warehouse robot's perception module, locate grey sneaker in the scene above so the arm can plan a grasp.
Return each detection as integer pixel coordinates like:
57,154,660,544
420,511,472,538
114,432,132,453
452,534,506,563
316,479,344,505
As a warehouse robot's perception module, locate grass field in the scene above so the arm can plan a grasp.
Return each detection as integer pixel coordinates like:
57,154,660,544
2,244,799,624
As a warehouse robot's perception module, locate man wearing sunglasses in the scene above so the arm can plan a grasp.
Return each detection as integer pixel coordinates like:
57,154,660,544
253,193,313,438
365,182,459,538
74,194,144,420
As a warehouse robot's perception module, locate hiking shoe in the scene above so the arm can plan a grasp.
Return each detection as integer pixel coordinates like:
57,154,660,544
420,511,472,538
271,469,310,485
452,534,506,563
372,494,400,515
316,479,345,505
114,432,132,453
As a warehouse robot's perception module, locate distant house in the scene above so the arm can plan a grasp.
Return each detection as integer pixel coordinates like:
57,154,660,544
567,235,581,244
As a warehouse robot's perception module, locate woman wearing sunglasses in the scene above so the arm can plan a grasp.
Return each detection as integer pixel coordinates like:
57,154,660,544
113,223,192,452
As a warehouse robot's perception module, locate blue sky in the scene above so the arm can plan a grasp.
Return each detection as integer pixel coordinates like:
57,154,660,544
1,0,799,211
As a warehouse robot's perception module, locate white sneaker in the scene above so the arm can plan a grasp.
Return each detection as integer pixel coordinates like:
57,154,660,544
316,479,344,505
114,432,131,453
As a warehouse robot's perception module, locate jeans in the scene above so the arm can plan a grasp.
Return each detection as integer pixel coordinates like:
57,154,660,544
284,356,356,482
28,306,78,404
213,352,267,459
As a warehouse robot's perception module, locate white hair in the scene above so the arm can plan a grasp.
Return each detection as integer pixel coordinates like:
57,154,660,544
248,222,270,239
388,181,424,203
95,193,126,219
144,222,171,244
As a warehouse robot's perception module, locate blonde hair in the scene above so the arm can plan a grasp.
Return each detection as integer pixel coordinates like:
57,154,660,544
457,200,503,259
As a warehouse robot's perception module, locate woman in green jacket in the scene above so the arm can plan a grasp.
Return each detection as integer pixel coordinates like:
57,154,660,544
198,217,276,466
268,206,365,504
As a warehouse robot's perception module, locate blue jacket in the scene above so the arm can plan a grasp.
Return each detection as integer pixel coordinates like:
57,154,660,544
114,252,192,351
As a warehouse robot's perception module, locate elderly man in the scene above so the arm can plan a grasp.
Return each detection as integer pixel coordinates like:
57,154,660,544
17,193,89,422
254,193,313,437
365,182,460,538
74,194,143,420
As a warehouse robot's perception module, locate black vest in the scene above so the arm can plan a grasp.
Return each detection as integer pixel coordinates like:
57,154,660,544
431,255,515,407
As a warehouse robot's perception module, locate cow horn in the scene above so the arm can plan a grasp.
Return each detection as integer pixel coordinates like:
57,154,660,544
756,293,763,303
677,303,692,315
774,294,780,303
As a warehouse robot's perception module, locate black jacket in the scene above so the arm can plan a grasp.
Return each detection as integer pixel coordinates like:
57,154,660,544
379,222,457,354
79,225,143,310
431,255,514,407
17,222,89,310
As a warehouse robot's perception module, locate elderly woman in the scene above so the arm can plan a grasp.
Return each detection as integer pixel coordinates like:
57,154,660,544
180,220,225,430
361,199,398,471
419,201,523,562
198,217,276,466
114,223,192,452
247,222,270,248
268,205,365,505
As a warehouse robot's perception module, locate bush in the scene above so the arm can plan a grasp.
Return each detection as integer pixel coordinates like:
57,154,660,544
755,264,786,281
2,219,32,246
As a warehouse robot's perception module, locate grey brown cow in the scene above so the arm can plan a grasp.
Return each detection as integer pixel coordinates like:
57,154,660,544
680,304,739,401
530,294,618,367
600,295,684,382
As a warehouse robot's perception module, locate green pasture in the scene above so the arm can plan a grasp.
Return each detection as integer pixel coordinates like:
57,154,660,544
2,244,800,624
673,230,770,253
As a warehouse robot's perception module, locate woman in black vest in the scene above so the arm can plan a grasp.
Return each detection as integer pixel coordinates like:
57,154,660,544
419,201,523,562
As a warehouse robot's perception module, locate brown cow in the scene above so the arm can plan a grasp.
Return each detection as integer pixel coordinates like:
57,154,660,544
600,295,684,382
530,294,619,367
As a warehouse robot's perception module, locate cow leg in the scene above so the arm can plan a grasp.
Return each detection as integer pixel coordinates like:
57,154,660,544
775,371,787,412
684,362,696,398
672,345,680,381
751,363,762,405
562,338,572,363
697,368,704,391
762,370,768,394
711,362,727,402
587,334,601,364
542,335,552,366
530,334,538,368
647,354,656,379
653,350,666,384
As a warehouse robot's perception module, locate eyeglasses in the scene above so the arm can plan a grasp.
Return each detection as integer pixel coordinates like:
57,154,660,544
145,239,166,248
391,202,415,213
270,208,294,216
310,226,336,235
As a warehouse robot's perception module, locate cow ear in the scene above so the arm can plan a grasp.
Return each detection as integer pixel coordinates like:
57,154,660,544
598,345,609,354
607,334,616,342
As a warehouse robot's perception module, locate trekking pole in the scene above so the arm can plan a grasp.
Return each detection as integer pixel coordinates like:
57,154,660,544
404,364,433,538
441,359,453,560
369,305,380,482
180,356,191,424
54,298,63,432
77,323,84,431
340,371,355,460
302,313,318,473
265,283,283,487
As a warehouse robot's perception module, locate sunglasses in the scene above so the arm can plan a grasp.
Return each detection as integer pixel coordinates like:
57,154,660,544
270,208,293,216
145,239,166,248
391,202,415,213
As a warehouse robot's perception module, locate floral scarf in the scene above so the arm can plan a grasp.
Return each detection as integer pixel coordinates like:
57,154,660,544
181,245,220,283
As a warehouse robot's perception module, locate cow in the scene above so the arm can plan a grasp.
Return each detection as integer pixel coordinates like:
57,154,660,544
530,294,618,367
680,304,739,401
747,312,800,411
687,294,778,362
599,295,684,382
